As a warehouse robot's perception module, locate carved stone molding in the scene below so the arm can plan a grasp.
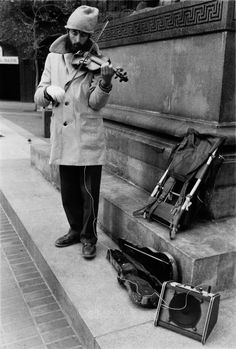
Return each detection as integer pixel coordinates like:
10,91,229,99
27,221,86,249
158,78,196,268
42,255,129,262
101,104,236,145
96,0,235,48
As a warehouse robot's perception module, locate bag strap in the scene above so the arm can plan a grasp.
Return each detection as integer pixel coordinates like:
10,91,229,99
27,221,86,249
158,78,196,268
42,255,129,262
171,170,197,216
146,177,176,220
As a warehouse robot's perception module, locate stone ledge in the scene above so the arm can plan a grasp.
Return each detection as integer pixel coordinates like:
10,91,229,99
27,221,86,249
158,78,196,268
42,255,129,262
102,104,236,145
30,142,236,296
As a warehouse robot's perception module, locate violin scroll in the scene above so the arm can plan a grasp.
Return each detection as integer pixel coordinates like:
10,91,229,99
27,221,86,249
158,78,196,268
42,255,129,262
114,67,128,83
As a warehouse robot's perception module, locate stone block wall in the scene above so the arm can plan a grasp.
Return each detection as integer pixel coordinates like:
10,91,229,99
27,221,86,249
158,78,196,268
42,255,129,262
105,32,228,122
96,0,236,218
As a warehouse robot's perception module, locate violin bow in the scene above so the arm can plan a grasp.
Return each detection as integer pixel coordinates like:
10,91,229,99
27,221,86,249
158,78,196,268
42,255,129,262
123,243,170,265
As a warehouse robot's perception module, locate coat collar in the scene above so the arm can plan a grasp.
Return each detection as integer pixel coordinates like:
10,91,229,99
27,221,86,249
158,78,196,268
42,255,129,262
49,34,69,54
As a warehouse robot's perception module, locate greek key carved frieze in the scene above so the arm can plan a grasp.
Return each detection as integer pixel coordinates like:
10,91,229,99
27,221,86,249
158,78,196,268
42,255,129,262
99,0,224,44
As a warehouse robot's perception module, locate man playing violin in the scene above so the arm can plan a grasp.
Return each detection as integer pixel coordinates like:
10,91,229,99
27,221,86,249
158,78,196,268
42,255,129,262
34,6,114,259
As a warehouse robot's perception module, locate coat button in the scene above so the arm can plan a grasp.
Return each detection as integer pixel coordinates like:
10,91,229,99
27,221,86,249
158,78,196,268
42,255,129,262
63,121,68,126
65,101,69,106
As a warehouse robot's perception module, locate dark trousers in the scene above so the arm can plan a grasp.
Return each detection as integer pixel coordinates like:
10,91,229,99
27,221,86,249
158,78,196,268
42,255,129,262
59,165,102,244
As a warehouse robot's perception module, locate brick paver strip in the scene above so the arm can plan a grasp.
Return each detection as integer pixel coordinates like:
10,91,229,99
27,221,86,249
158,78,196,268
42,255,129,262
22,283,48,294
46,336,81,349
30,303,60,317
41,326,75,343
7,252,30,260
35,310,65,324
19,277,44,287
16,271,41,282
8,256,32,264
0,204,85,349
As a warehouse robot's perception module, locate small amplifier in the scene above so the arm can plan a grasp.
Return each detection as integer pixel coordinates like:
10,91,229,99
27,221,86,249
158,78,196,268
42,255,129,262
154,281,220,344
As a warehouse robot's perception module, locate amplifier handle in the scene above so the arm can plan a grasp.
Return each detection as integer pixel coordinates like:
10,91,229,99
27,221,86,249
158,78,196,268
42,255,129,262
154,280,169,326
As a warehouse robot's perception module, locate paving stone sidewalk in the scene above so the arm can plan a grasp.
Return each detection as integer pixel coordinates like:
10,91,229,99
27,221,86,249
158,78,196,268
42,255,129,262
0,204,84,349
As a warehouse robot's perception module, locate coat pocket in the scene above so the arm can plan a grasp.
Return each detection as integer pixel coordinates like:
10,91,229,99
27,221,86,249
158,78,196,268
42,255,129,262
61,121,79,161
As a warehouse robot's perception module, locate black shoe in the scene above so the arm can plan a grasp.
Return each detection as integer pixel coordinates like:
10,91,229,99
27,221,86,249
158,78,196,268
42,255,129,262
82,243,96,259
55,230,80,247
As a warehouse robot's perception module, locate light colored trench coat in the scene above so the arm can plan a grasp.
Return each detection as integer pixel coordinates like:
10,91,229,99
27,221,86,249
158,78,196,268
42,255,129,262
34,35,111,166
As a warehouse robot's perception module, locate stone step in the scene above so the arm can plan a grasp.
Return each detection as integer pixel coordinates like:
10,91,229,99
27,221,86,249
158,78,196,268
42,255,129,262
30,143,236,296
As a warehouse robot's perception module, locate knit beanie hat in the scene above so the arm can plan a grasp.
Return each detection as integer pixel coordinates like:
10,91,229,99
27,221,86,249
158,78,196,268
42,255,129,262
65,5,99,33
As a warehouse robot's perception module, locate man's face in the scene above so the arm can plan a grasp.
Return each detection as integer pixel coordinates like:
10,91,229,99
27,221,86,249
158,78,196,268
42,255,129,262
68,29,90,52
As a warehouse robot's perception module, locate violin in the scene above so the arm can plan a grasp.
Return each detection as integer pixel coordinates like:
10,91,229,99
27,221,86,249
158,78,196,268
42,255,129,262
72,51,128,83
